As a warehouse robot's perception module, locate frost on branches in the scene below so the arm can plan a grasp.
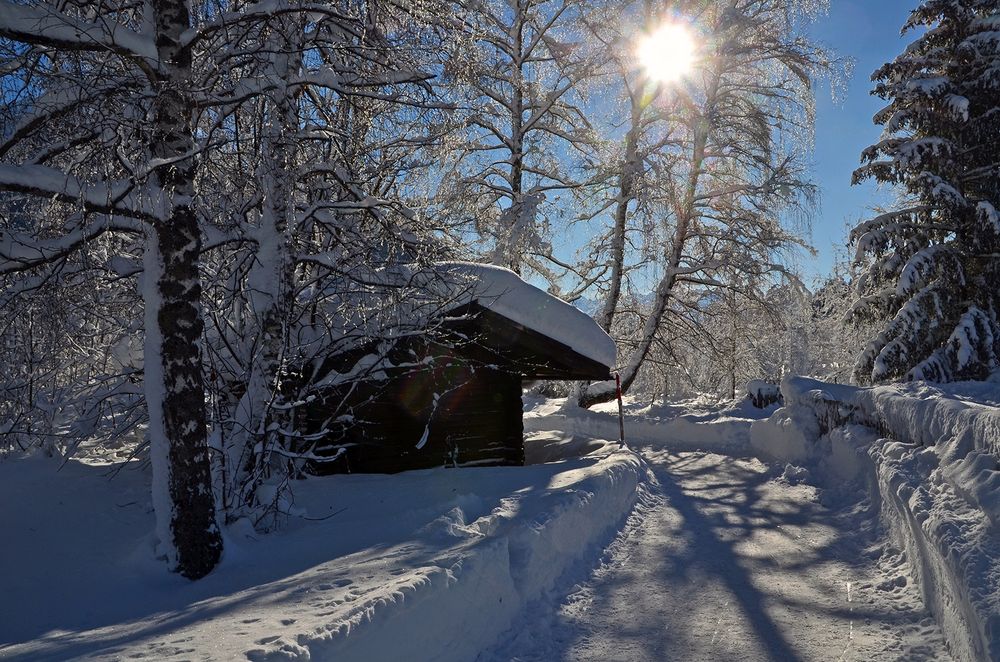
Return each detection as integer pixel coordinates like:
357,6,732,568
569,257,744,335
850,0,1000,384
576,0,829,407
0,0,444,578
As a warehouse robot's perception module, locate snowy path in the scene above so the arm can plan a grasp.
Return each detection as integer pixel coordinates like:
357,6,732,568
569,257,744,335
485,449,950,662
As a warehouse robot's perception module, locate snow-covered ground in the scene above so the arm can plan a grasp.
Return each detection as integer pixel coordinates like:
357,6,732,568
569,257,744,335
487,397,952,661
486,450,948,661
0,440,643,661
751,376,1000,661
3,386,994,660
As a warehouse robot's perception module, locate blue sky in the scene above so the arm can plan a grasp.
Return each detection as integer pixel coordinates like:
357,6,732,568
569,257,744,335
804,0,918,283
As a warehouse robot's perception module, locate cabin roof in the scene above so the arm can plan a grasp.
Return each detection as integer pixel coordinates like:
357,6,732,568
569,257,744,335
441,302,611,380
436,261,617,371
315,262,617,386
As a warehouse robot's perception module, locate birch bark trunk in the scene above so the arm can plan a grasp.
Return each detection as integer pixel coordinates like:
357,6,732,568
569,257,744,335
226,24,299,516
145,0,222,579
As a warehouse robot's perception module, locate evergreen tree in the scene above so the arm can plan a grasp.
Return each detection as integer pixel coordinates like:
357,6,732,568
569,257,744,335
850,0,1000,384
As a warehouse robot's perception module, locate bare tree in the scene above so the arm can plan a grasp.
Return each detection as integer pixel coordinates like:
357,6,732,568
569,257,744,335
188,2,449,525
577,0,830,407
0,0,222,578
437,0,596,274
574,1,682,333
0,0,448,573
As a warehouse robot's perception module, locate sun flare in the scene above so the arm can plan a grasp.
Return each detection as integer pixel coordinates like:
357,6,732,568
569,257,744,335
637,22,696,84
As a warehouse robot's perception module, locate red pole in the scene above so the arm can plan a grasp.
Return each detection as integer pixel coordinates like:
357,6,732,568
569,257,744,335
615,372,625,448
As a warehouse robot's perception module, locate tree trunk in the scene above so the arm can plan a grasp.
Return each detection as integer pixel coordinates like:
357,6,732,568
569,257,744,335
580,112,712,408
596,0,658,333
597,96,642,333
227,35,298,514
505,0,526,275
146,0,222,580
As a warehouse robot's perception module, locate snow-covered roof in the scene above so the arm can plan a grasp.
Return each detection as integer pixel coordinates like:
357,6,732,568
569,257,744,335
437,261,617,369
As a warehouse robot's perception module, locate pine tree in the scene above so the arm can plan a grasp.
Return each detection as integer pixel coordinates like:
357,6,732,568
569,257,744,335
850,0,1000,384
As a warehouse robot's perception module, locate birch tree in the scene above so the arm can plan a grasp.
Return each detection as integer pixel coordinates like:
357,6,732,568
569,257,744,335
190,3,445,524
439,0,595,274
0,0,222,578
0,0,444,571
576,1,682,333
577,0,829,407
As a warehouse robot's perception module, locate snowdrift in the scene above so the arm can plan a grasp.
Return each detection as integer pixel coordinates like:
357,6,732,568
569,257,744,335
525,396,761,457
0,447,645,661
750,376,1000,662
309,450,645,662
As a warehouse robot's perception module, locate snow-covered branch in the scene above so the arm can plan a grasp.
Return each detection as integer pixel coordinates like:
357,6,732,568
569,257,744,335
0,0,157,66
0,164,165,221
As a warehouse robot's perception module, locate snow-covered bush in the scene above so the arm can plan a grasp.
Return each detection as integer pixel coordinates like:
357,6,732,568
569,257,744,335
746,380,782,409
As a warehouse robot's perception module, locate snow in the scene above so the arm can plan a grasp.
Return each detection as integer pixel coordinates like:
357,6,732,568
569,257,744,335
919,170,967,206
479,395,952,660
977,201,1000,234
0,0,158,61
436,261,617,369
142,229,176,569
0,163,167,221
905,77,949,95
3,387,988,661
897,245,949,296
527,395,768,457
492,190,546,264
486,451,947,661
746,379,782,407
944,94,970,121
751,376,1000,661
0,442,644,661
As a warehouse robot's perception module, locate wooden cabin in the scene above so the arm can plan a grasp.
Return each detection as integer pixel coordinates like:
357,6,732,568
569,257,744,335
307,263,616,474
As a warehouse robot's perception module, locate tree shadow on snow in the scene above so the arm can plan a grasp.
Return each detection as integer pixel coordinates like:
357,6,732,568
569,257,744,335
528,450,918,662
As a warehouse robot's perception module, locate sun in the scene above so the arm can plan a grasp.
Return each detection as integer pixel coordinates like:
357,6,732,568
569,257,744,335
636,22,696,84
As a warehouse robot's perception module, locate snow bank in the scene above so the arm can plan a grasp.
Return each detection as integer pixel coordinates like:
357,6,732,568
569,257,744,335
1,446,644,661
298,451,644,662
751,376,1000,662
437,261,616,369
525,396,765,457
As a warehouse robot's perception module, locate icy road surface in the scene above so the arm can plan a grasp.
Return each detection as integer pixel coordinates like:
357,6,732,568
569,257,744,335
486,449,951,662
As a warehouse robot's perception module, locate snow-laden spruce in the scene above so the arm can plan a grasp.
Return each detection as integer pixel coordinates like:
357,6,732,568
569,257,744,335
850,0,1000,384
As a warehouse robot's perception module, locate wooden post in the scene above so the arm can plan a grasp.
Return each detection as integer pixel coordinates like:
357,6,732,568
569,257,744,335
616,372,625,448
